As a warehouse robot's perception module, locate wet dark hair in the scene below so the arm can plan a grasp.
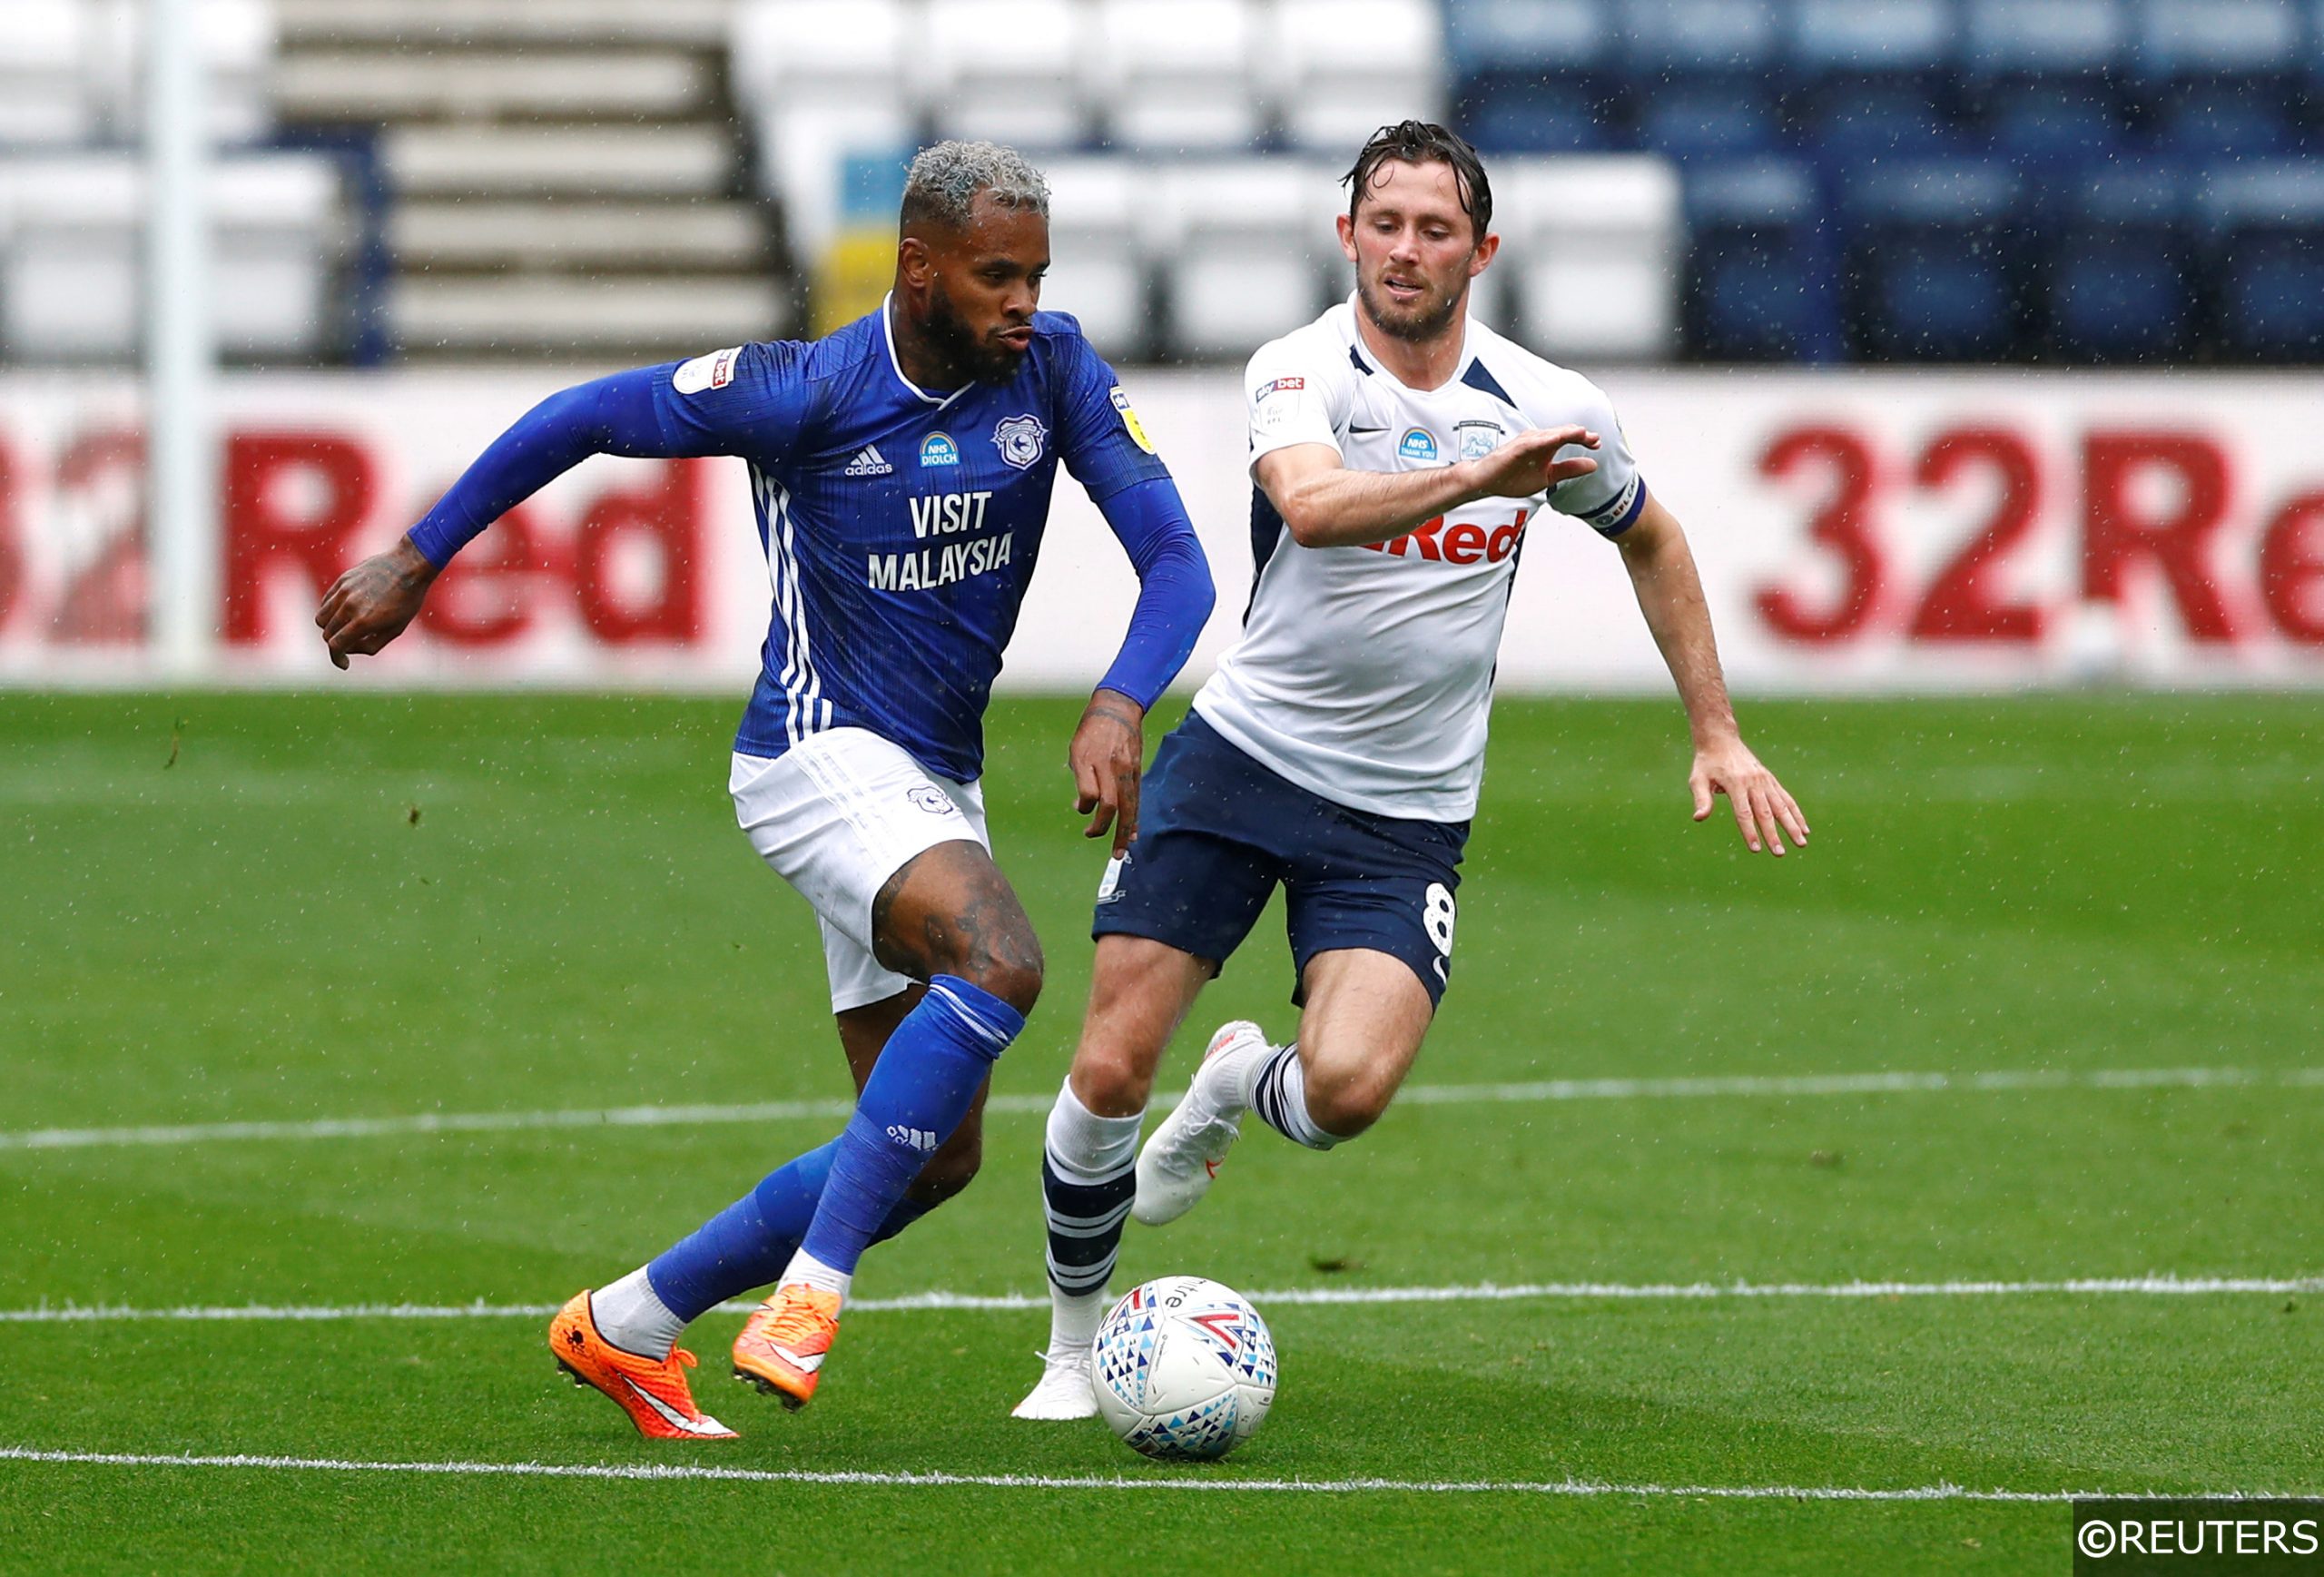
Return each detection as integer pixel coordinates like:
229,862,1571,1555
1341,120,1492,246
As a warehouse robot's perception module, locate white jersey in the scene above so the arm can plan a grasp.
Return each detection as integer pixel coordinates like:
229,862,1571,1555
1191,299,1646,822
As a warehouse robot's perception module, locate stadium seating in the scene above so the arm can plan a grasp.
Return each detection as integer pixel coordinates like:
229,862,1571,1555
733,0,916,265
2201,161,2324,360
1681,157,1844,361
1091,0,1268,153
924,0,1091,147
85,0,279,147
1621,1,1787,160
1450,0,1618,153
5,0,2318,368
2045,163,2203,360
1841,160,2029,360
1040,158,1150,355
0,1,347,365
1269,0,1448,153
0,0,98,148
1151,160,1332,358
1788,0,1963,159
0,0,276,150
0,153,342,362
1495,156,1684,359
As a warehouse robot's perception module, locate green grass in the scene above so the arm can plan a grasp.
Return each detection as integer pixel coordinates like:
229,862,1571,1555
2,691,2319,1573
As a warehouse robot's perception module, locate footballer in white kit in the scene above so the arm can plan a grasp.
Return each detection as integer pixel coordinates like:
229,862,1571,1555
1015,122,1810,1421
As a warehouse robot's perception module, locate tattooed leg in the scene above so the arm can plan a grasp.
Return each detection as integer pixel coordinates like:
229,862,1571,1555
869,840,1045,1016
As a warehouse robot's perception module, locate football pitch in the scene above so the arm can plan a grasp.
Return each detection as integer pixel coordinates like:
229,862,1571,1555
3,689,2319,1572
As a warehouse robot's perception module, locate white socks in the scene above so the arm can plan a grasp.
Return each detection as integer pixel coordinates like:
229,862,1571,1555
592,1266,685,1360
780,1248,852,1302
1040,1077,1145,1356
1049,1075,1145,1176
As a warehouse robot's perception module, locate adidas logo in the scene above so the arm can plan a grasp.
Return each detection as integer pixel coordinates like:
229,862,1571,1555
886,1123,939,1153
844,444,893,478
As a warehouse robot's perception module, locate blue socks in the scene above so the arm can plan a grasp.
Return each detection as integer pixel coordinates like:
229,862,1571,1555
644,974,1021,1317
799,975,1020,1276
645,1140,931,1323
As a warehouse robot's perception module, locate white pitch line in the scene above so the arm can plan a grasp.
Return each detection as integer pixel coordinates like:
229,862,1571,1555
0,1446,2282,1503
5,1063,2313,1155
6,1275,2319,1326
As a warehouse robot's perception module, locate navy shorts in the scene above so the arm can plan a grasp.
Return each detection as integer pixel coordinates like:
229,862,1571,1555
1091,711,1469,1007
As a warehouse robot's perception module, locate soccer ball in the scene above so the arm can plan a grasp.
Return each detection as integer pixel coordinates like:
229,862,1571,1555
1090,1275,1276,1461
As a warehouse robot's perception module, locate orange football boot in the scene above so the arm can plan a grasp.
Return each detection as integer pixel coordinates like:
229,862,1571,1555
731,1282,843,1410
548,1289,737,1441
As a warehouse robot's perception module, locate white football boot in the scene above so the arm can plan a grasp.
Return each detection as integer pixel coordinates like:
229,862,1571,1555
1134,1020,1271,1227
1010,1344,1098,1420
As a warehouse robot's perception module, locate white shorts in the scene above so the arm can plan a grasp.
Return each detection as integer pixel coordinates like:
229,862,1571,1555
730,729,990,1013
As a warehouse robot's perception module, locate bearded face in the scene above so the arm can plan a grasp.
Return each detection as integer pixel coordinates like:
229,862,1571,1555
924,273,1034,386
1354,261,1467,342
1339,157,1489,349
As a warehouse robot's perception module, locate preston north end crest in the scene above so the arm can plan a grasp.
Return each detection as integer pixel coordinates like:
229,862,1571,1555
993,414,1048,470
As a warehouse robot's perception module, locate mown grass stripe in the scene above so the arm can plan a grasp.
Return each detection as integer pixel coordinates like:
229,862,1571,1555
5,1064,2313,1154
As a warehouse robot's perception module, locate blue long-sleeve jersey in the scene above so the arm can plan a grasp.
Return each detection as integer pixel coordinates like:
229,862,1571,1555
409,301,1215,783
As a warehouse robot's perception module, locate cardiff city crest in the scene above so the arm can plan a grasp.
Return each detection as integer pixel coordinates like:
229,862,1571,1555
993,414,1047,471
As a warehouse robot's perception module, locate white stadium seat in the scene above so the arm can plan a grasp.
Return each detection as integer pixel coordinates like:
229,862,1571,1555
1266,0,1447,154
729,0,912,113
0,0,98,147
274,0,729,47
1039,159,1147,357
86,0,279,146
1089,0,1266,154
923,0,1089,148
1492,156,1682,360
0,160,141,360
1152,161,1331,360
731,0,916,259
209,156,343,356
0,153,341,362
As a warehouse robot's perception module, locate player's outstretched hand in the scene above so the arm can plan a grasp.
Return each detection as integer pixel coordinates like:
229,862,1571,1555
315,537,439,669
1070,688,1146,858
1690,736,1810,857
1463,424,1600,504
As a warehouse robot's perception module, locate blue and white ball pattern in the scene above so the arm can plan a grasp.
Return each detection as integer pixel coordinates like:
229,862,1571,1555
1090,1276,1276,1461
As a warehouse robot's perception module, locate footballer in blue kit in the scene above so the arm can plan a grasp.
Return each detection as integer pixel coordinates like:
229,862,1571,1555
317,142,1216,1438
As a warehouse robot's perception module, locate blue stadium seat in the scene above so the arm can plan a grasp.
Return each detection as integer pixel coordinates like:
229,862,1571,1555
1960,0,2132,161
2045,163,2202,360
1638,82,1784,158
1449,0,1626,152
2201,161,2324,359
1462,87,1623,153
1681,157,1844,360
1984,82,2132,163
1787,0,1963,157
1787,0,1956,75
1620,0,1787,78
2134,0,2302,84
1794,81,1960,156
1962,0,2129,82
2132,0,2304,152
1446,0,1614,74
1839,160,2028,360
1619,1,1785,159
2148,83,2304,154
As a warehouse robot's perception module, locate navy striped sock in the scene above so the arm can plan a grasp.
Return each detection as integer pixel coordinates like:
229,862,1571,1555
1249,1041,1338,1150
1042,1148,1137,1299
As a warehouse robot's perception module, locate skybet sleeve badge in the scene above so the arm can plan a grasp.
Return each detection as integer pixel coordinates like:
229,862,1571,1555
1108,386,1157,454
